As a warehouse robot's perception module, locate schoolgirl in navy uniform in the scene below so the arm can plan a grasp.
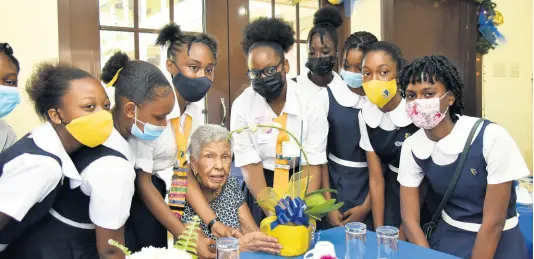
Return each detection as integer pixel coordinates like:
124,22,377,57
7,53,175,259
0,43,20,151
126,23,230,258
295,7,375,229
295,7,343,96
232,17,328,225
357,42,419,238
0,63,113,258
398,55,529,258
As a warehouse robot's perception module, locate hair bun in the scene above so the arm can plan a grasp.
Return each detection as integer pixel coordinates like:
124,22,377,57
241,17,295,54
1,43,14,56
101,52,130,84
156,23,183,47
27,62,55,102
313,6,343,29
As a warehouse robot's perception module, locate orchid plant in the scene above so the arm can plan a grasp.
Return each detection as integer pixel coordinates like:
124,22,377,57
227,124,343,223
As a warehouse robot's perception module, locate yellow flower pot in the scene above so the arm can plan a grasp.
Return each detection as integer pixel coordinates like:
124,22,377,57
260,216,316,257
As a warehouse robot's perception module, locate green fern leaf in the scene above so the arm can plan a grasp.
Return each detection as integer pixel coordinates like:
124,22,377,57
108,239,131,256
185,247,198,254
174,215,201,259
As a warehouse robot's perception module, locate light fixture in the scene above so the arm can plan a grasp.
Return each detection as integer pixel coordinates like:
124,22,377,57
238,6,247,16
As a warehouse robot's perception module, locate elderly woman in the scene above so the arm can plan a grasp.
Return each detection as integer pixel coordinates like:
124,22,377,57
181,124,282,254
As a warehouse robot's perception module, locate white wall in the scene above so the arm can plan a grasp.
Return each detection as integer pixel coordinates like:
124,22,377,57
1,0,59,137
482,0,533,172
350,0,382,39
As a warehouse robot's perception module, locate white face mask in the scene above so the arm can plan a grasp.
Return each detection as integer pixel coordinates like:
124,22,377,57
405,91,450,129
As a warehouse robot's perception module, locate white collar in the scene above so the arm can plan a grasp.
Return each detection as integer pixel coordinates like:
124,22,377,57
296,72,323,93
31,122,81,182
410,115,482,159
103,128,135,165
361,98,412,128
328,71,366,108
167,85,203,120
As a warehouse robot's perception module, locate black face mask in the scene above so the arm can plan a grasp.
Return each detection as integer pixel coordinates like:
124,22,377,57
306,56,335,76
252,72,285,101
172,73,212,102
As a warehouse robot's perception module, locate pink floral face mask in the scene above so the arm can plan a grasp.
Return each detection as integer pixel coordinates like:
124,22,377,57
406,91,450,129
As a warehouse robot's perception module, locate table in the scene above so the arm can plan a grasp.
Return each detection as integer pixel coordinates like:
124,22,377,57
518,204,533,258
241,227,460,259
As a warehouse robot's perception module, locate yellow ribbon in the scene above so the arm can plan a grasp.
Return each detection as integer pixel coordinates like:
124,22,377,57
168,115,193,219
273,113,290,195
106,67,123,87
493,11,504,26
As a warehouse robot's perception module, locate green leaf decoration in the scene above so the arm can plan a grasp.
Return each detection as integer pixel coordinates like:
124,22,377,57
108,239,131,256
306,199,336,214
174,215,201,259
304,193,327,208
305,189,339,197
308,214,322,221
306,202,344,219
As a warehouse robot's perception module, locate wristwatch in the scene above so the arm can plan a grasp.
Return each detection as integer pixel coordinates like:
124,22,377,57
208,217,221,232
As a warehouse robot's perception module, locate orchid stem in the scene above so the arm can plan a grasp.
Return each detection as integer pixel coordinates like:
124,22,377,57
228,124,311,194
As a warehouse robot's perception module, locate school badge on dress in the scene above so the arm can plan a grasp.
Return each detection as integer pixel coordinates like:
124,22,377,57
470,168,478,176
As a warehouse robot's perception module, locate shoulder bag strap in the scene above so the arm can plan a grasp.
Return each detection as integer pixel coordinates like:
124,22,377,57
428,118,484,224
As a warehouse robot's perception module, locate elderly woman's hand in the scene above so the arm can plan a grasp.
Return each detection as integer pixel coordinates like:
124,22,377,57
239,231,282,255
211,222,243,238
197,235,216,259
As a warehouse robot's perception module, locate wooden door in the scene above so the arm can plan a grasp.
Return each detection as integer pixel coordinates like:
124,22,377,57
381,0,481,116
206,0,232,127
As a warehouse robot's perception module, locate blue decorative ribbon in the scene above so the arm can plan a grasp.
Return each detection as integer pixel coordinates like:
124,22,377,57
343,0,358,17
478,7,507,46
270,197,309,230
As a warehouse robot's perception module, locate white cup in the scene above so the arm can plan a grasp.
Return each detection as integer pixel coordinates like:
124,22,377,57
304,241,336,259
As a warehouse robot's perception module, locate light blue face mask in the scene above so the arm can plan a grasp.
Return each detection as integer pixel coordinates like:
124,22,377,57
339,69,363,89
130,107,166,141
0,85,20,118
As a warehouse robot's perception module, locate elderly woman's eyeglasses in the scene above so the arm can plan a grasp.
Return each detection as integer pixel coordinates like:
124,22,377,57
246,60,284,80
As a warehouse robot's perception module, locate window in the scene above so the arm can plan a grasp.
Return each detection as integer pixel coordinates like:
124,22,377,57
249,0,320,78
99,0,205,71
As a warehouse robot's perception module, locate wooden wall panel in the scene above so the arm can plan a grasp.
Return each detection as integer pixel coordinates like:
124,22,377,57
57,0,100,77
228,0,251,106
206,0,231,127
381,0,480,117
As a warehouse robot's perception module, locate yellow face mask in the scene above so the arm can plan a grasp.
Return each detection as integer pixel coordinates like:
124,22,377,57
65,110,113,148
362,79,398,108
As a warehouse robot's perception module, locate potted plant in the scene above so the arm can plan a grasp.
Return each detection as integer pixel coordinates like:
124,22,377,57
228,124,343,257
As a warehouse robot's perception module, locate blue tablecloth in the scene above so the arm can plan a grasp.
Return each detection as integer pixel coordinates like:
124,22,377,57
518,204,533,258
241,227,460,259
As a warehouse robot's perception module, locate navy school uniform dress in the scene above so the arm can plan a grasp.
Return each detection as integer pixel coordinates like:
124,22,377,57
312,73,373,230
231,80,329,226
358,99,422,227
125,99,204,251
398,116,529,259
0,123,79,259
7,129,136,259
